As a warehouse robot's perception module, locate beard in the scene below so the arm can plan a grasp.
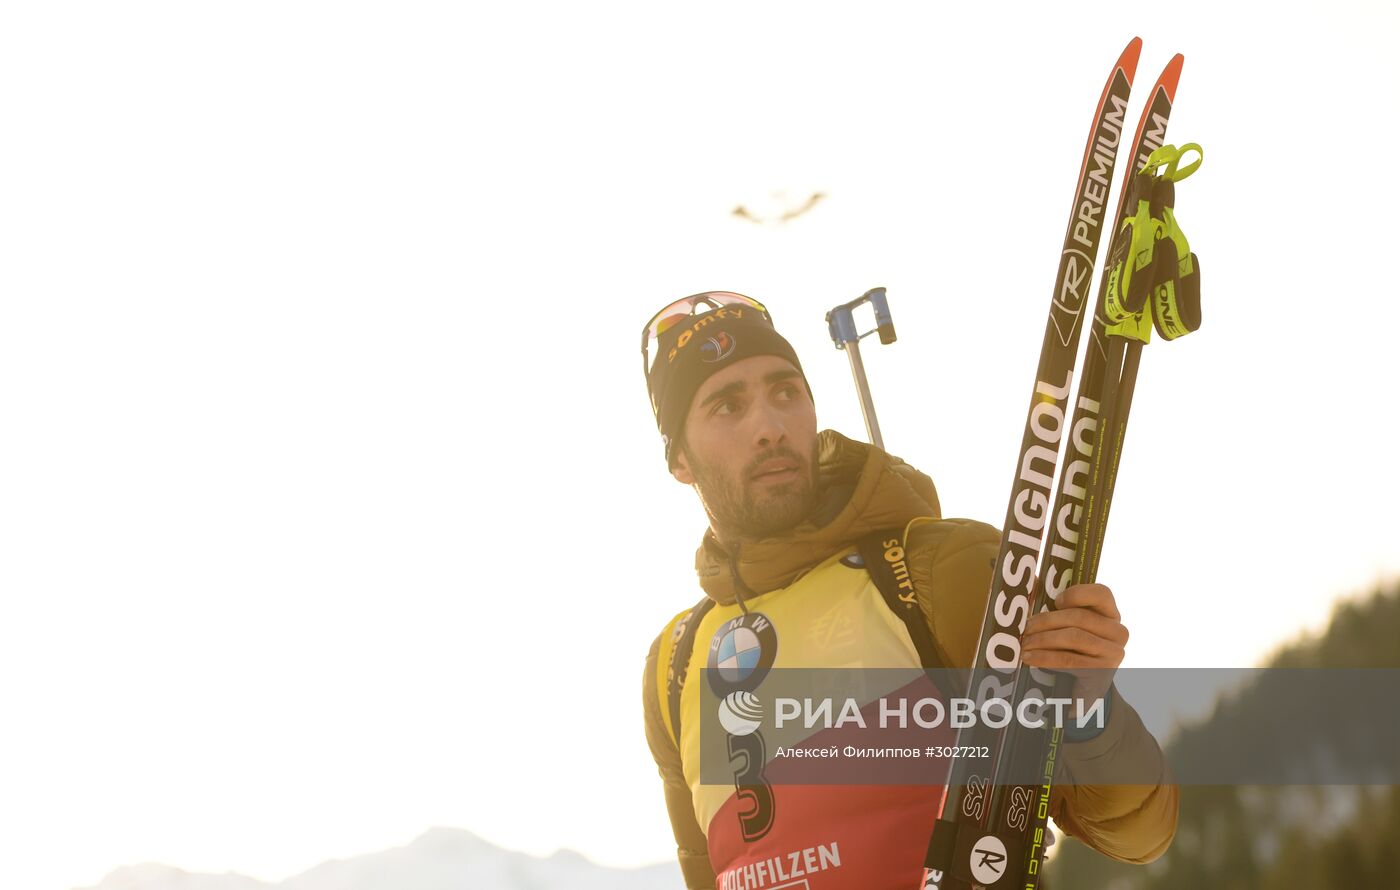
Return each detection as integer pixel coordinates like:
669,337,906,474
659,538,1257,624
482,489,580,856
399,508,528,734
686,440,821,542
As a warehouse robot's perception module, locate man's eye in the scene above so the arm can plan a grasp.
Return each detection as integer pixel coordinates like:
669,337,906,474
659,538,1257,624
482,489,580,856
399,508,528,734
713,399,739,416
775,384,797,400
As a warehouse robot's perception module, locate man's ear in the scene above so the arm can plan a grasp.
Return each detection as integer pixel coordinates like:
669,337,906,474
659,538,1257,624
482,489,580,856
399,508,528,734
670,446,695,485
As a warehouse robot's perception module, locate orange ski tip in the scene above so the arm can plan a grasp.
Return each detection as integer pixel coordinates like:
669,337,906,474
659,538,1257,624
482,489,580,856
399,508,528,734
1118,36,1144,79
1158,52,1185,99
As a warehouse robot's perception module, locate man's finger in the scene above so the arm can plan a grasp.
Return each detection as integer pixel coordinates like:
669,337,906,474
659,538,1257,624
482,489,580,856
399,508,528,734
1021,626,1119,659
1024,608,1129,645
1056,583,1121,620
1018,648,1121,670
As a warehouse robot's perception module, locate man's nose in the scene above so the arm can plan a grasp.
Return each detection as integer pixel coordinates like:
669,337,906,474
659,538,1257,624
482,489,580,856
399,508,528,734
750,400,789,450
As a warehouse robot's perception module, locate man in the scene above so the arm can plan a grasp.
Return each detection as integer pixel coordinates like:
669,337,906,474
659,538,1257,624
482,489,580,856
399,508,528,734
640,292,1177,889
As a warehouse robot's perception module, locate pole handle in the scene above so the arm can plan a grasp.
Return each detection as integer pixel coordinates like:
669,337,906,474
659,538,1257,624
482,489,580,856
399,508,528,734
825,286,897,348
867,287,897,345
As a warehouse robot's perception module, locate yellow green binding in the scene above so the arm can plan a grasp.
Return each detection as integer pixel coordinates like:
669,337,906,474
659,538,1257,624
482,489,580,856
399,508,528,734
1102,143,1203,343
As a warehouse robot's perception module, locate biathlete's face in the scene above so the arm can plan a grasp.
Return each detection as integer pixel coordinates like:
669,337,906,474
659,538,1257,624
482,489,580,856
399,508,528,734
671,354,820,540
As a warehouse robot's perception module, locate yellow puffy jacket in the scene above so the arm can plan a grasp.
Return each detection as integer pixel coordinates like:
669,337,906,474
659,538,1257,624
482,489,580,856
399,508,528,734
642,429,1177,889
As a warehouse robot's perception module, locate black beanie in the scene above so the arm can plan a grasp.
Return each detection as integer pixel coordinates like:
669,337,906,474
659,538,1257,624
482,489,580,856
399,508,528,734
646,303,811,466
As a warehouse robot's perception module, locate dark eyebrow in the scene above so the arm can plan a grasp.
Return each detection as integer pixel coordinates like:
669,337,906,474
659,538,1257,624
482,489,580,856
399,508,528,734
698,369,802,410
699,380,746,410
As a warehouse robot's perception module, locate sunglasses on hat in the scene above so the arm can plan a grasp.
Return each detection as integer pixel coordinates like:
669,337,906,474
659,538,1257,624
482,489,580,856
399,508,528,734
640,291,771,380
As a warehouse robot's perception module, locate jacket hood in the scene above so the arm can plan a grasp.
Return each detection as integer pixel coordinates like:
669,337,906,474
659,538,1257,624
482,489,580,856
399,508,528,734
694,429,941,605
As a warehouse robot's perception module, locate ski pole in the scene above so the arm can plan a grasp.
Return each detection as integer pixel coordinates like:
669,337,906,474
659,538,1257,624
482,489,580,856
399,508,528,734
826,287,897,450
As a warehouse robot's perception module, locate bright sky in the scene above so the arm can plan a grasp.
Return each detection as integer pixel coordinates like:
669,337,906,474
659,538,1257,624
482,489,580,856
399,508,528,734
2,2,1398,889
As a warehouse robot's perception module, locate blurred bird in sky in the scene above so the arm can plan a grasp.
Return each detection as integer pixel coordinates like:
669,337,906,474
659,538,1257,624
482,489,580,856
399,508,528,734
732,189,826,224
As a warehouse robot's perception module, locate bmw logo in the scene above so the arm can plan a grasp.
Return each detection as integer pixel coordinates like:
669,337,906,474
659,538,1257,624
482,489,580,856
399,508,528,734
707,612,777,696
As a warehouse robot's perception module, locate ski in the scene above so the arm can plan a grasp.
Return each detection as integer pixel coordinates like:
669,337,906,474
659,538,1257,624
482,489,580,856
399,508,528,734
920,37,1143,890
987,53,1186,890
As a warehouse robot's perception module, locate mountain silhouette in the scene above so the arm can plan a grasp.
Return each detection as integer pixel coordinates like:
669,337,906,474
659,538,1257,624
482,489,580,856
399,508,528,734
75,827,682,890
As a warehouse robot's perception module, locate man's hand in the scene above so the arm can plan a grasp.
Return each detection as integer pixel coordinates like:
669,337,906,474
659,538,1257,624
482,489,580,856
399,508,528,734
1020,583,1128,712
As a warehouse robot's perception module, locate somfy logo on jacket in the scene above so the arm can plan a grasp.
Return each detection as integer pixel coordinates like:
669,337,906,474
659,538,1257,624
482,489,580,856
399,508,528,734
700,331,736,363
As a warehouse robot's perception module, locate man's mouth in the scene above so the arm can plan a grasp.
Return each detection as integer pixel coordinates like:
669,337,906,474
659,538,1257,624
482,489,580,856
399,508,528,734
750,460,800,483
